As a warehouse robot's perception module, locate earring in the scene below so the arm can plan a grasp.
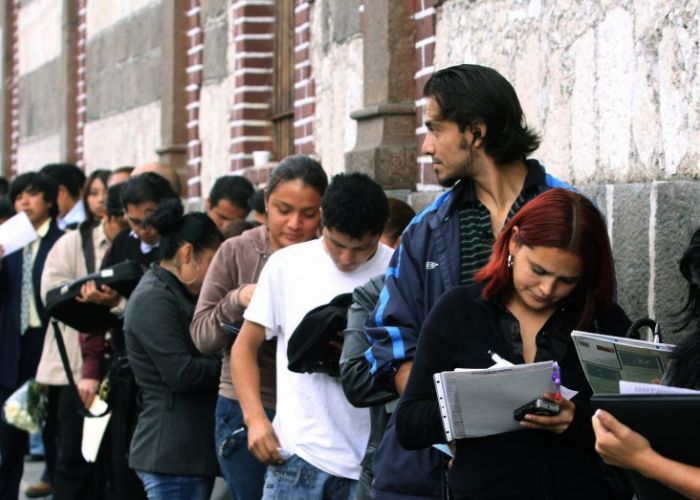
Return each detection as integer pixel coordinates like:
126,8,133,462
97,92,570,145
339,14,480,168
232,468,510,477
507,254,513,268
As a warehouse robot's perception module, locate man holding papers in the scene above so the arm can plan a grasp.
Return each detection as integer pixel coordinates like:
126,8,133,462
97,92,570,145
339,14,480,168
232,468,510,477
396,190,632,499
0,172,63,500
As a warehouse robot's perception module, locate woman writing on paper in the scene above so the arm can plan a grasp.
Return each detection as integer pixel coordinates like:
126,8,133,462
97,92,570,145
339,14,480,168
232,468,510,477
592,226,700,498
395,189,632,499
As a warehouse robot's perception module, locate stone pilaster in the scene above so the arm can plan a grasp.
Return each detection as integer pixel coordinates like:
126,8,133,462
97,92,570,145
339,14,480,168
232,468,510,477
345,0,416,190
158,0,188,193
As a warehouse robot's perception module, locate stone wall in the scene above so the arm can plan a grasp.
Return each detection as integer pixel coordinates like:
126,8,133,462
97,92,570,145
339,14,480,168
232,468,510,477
428,0,700,342
434,0,699,184
15,0,62,173
311,0,363,175
82,1,162,168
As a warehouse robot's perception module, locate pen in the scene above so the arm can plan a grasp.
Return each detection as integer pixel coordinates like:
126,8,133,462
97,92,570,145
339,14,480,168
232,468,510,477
552,361,561,402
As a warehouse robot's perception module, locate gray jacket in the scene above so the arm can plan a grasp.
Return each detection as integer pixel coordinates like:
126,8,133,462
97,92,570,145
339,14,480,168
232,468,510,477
340,275,398,500
124,264,221,476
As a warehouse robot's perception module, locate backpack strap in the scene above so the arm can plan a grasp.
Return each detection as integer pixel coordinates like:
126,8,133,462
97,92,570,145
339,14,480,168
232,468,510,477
52,320,110,418
79,222,96,274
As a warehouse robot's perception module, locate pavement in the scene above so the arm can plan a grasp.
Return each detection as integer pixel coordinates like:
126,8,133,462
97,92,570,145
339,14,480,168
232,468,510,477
19,458,233,500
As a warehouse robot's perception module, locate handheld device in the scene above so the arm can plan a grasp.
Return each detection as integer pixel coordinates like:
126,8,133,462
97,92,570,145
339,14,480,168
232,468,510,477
513,398,560,421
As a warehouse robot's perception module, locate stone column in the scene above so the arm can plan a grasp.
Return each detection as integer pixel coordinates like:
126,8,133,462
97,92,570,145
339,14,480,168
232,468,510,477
158,0,188,189
345,0,416,190
58,0,78,165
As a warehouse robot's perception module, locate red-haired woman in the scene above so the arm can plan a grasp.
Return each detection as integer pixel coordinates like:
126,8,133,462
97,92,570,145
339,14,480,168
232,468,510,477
395,189,632,500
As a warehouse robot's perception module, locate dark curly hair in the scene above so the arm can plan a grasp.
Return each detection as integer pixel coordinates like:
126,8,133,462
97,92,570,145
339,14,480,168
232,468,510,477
321,173,388,239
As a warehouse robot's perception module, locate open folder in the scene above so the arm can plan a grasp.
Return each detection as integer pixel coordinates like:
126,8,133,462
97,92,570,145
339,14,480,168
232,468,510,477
433,361,556,440
571,331,676,394
592,394,700,500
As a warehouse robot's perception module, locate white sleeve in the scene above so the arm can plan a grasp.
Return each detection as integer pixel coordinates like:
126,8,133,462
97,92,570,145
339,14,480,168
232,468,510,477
243,253,280,340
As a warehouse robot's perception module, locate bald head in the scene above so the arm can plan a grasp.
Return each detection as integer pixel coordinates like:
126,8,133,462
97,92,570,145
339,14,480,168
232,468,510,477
131,162,181,196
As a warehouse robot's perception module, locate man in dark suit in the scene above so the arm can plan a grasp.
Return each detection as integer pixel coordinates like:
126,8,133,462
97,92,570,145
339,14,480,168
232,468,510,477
0,172,63,500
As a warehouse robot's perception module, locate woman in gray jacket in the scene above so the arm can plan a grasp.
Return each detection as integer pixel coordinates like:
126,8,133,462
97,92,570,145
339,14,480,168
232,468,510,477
124,199,224,500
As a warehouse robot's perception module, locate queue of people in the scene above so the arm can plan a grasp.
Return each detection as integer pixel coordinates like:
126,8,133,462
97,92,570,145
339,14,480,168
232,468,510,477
0,62,697,500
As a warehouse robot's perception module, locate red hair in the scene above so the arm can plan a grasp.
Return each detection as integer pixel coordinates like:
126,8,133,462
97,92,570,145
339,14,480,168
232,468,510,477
474,188,615,328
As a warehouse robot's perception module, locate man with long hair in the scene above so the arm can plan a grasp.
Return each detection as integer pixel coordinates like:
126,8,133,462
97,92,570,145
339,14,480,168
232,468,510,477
363,64,572,499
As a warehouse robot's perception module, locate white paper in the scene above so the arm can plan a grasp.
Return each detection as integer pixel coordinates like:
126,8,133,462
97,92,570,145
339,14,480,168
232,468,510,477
619,381,700,395
435,361,557,439
0,212,38,257
81,398,112,462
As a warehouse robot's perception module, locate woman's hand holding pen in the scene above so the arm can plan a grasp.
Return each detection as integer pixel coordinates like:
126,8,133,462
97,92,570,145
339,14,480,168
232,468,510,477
519,393,575,434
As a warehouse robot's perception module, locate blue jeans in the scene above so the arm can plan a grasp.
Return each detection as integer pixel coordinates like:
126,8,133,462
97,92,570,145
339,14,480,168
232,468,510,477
262,454,357,500
216,395,275,500
136,471,213,500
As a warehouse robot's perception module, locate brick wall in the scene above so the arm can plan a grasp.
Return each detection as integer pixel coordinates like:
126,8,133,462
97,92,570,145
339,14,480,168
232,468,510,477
412,0,437,190
229,0,274,172
75,0,87,168
8,0,20,176
293,0,314,154
186,0,203,201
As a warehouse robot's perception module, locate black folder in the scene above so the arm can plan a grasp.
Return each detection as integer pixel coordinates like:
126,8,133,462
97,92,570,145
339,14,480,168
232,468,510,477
591,394,700,500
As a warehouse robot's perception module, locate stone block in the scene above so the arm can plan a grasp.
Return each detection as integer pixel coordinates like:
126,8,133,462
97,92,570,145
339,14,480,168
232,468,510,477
610,183,651,324
652,181,700,344
329,0,360,44
18,60,60,139
596,7,634,181
201,0,227,19
86,3,162,119
203,23,228,81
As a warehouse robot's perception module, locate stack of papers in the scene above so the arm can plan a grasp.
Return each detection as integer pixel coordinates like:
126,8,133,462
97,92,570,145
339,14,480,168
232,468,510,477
434,361,556,440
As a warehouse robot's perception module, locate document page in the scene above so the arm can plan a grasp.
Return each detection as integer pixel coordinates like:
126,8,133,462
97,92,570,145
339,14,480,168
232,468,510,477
434,361,556,440
0,212,38,257
572,331,676,394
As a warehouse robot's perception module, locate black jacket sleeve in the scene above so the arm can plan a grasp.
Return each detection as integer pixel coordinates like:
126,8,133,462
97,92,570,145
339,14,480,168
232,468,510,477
395,289,462,449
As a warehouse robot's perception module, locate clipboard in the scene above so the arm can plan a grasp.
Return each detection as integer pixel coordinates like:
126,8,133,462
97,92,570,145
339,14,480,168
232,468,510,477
591,394,700,500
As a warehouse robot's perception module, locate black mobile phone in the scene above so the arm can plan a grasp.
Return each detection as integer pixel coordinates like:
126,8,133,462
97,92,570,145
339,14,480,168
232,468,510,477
513,398,560,421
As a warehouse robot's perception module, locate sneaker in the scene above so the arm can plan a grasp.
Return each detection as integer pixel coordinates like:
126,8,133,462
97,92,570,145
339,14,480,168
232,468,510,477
25,481,53,498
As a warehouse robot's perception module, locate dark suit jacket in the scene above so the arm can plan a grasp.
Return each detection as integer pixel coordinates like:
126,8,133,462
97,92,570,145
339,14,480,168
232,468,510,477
0,219,63,390
124,264,220,476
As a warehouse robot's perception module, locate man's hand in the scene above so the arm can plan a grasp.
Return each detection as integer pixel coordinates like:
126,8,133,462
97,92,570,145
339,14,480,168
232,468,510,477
77,280,121,307
238,284,256,309
246,415,283,465
519,393,575,434
77,378,100,408
592,409,654,470
394,361,413,396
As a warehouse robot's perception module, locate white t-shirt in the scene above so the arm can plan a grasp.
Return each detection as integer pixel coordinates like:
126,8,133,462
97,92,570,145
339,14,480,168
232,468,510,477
244,238,393,479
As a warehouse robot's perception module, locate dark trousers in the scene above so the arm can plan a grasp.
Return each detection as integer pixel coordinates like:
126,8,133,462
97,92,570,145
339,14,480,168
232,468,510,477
0,327,45,500
101,357,146,500
47,385,103,500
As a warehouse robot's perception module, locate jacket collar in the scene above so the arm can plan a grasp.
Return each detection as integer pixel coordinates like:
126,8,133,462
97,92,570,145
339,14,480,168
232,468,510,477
438,159,547,220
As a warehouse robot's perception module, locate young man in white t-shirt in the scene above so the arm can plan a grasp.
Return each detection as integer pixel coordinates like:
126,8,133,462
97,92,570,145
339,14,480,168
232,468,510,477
232,173,394,499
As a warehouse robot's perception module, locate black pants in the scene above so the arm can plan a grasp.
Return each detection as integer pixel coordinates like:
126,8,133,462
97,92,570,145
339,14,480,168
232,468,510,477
46,385,103,500
0,327,45,500
101,356,146,500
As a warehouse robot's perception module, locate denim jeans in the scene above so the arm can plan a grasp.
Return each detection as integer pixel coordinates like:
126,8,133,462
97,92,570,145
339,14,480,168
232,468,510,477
136,471,213,500
262,454,357,500
216,395,275,500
